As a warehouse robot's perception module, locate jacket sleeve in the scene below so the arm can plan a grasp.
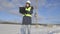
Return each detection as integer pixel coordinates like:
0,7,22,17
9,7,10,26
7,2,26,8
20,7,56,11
26,6,34,14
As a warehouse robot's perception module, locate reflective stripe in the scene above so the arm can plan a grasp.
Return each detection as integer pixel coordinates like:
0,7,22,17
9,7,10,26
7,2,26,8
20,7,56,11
25,14,32,17
25,7,31,11
23,14,32,17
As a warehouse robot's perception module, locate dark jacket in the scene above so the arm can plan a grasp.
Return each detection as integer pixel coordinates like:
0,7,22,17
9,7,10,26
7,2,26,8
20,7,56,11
19,6,33,15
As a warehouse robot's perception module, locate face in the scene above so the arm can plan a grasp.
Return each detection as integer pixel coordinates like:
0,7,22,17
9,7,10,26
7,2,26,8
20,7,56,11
26,3,30,7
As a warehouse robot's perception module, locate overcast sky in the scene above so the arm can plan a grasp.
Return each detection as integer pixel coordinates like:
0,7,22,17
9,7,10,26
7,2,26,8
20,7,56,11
0,0,60,24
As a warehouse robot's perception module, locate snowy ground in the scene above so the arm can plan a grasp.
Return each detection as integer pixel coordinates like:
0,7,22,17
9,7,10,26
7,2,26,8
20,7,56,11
0,24,60,34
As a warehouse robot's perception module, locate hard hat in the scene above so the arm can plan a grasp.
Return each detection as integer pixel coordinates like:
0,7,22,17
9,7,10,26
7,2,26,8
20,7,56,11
26,0,31,4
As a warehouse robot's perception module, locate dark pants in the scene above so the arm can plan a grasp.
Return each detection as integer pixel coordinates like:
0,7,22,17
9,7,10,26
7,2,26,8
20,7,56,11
22,16,32,25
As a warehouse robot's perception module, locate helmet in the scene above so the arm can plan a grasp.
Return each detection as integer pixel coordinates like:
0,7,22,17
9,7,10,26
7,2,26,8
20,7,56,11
26,0,31,4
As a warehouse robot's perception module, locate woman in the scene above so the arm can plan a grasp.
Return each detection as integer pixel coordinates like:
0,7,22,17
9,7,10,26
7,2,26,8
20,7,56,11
21,1,34,34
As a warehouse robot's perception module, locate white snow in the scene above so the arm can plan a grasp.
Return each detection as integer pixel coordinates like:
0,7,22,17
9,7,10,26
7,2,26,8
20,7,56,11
0,24,60,34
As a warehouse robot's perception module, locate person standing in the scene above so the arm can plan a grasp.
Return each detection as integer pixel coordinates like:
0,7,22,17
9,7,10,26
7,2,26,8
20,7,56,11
20,0,34,34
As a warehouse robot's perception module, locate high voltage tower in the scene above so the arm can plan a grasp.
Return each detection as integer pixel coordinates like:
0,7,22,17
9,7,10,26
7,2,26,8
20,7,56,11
34,0,39,28
35,0,38,24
